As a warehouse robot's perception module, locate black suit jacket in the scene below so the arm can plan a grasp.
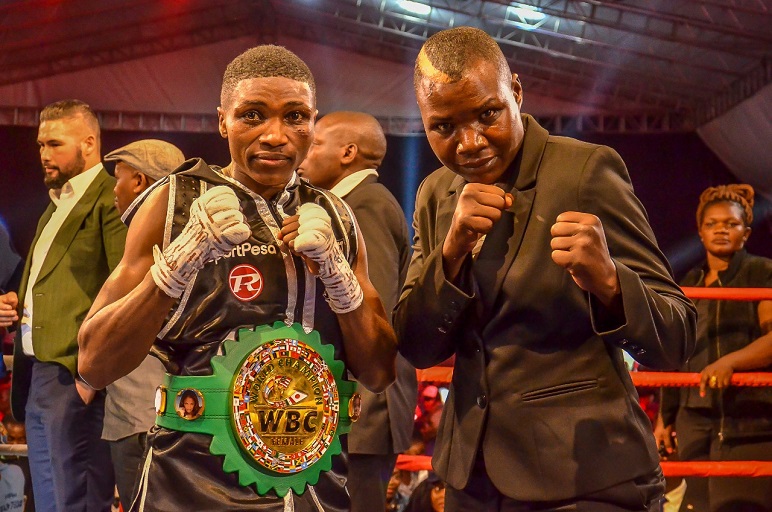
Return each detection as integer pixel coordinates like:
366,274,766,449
394,115,696,500
342,174,417,455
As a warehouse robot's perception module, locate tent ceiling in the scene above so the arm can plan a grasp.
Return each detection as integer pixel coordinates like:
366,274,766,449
0,0,770,128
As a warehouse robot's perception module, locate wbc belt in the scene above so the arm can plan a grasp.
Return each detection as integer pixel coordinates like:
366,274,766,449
155,322,360,497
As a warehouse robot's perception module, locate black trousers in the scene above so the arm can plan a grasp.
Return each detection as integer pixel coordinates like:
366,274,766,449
110,432,148,511
675,407,772,512
348,453,399,512
445,452,665,512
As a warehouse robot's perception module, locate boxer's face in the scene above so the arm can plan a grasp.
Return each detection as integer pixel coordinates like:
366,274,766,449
416,58,523,185
218,77,316,197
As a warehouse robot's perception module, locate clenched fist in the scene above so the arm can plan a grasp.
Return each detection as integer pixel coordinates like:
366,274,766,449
443,183,513,280
281,203,363,314
550,211,620,306
151,186,251,298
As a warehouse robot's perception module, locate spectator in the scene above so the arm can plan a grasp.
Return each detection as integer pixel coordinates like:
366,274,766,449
416,385,443,455
655,184,772,512
3,418,25,445
0,99,125,512
100,139,183,511
403,473,445,512
0,223,22,295
0,224,22,362
386,434,428,512
1,417,34,511
0,461,25,512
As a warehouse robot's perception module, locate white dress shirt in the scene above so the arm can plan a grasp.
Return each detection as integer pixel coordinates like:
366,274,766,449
330,168,379,198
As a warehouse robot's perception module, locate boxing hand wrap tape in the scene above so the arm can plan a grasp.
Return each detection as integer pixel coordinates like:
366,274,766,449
294,203,363,314
151,186,250,298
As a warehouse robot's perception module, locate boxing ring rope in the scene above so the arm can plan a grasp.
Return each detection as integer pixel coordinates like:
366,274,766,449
2,287,771,478
402,286,772,479
394,455,772,477
680,286,772,301
0,444,27,456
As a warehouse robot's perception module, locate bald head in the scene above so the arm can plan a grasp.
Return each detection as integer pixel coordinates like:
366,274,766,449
299,111,387,190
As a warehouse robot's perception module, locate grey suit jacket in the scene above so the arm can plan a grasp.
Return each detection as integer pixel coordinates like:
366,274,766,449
343,175,417,455
12,168,126,421
394,115,696,500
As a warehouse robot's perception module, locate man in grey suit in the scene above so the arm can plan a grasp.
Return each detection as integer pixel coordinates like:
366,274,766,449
394,28,697,511
299,111,417,512
101,139,185,511
0,99,126,512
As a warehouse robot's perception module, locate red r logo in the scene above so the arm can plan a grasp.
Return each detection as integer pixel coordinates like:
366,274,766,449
229,264,264,301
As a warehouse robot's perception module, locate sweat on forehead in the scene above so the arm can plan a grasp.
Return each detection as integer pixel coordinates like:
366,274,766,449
220,45,316,106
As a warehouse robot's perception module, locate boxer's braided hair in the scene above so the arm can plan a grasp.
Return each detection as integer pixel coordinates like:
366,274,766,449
696,184,754,228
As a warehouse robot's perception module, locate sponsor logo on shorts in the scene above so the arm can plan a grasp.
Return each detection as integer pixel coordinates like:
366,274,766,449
229,264,264,301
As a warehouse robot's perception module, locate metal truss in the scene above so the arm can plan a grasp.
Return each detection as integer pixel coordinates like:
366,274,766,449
1,0,769,123
379,111,694,134
0,0,275,86
0,106,221,133
0,106,694,135
286,0,770,113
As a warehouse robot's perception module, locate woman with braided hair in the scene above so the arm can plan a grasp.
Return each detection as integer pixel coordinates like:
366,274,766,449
655,184,772,511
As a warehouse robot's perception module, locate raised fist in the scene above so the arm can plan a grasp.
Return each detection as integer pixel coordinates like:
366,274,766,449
290,202,363,314
151,186,251,298
294,203,335,261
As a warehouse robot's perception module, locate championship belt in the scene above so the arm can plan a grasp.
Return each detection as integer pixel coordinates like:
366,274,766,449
155,322,360,496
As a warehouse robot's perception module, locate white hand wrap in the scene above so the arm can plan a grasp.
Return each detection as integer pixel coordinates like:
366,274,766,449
294,203,363,314
150,186,251,298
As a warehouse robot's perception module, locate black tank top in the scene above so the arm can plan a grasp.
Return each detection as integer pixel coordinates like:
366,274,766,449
131,158,358,377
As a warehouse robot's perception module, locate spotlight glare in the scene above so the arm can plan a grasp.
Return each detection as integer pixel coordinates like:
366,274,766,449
397,0,431,16
507,4,546,21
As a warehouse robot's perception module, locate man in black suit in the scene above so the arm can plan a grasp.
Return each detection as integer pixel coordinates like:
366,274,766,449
299,111,417,512
394,27,697,511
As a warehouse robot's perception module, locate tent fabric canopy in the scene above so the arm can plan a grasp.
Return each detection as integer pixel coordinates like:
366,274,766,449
0,0,769,196
697,83,772,201
0,35,590,123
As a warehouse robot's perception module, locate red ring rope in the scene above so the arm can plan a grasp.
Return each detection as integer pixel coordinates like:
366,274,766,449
395,455,772,477
681,286,772,301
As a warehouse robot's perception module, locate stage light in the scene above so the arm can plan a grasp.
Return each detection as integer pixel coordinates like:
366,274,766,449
397,0,431,16
507,4,546,21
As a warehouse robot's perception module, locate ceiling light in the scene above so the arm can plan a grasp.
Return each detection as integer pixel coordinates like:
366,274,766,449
397,0,431,16
507,4,546,21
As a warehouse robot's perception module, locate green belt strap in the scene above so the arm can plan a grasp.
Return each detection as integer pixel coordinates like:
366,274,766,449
150,322,359,497
156,372,358,434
